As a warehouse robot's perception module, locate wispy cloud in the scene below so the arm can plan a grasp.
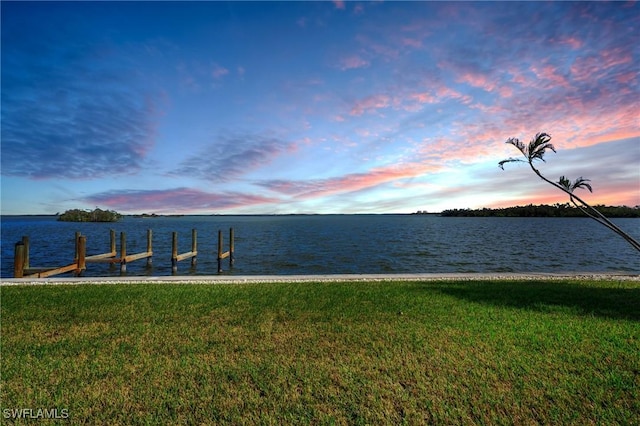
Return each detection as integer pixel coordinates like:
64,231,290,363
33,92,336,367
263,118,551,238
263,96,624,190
1,21,159,180
168,134,296,182
84,187,280,213
337,55,370,70
258,161,440,199
211,63,230,79
350,94,391,116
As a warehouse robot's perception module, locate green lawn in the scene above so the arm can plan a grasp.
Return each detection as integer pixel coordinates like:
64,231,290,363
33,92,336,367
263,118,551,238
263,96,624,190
1,279,639,425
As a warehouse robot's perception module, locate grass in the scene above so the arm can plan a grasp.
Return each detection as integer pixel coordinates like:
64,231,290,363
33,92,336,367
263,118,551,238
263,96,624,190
1,279,639,425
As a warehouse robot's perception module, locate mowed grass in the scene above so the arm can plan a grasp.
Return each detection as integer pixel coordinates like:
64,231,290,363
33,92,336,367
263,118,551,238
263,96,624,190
1,279,639,425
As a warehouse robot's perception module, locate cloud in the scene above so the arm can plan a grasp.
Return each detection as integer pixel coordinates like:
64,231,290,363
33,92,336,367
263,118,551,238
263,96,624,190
258,161,440,199
332,1,345,11
211,63,230,79
1,21,159,180
337,55,370,70
168,134,296,182
84,187,280,213
350,94,391,116
348,83,472,117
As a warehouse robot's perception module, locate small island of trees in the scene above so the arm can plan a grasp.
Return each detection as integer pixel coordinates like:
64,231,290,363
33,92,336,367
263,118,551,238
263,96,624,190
57,208,122,222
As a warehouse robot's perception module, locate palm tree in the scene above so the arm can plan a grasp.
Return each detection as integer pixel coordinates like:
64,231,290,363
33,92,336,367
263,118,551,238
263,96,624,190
499,132,640,252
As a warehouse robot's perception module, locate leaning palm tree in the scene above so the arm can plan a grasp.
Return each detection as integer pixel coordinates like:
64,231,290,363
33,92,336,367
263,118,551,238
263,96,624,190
499,132,640,252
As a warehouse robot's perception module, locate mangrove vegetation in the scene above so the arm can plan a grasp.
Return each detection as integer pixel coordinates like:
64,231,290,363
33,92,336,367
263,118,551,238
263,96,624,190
57,208,122,222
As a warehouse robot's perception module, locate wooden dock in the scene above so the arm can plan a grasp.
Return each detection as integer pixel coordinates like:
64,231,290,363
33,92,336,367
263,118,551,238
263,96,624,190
13,228,234,278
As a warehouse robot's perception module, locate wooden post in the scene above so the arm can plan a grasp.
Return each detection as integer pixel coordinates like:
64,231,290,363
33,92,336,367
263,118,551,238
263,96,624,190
172,231,178,273
217,229,223,273
120,232,127,273
229,227,235,268
146,229,153,266
21,236,30,270
14,241,25,278
74,231,81,261
77,235,86,275
191,228,197,267
110,229,116,254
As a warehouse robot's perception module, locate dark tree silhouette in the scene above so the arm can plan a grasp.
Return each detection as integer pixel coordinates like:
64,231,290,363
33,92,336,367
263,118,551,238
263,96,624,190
57,207,122,222
499,132,640,252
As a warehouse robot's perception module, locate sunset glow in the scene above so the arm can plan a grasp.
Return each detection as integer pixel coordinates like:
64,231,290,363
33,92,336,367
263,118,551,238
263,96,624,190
1,1,638,215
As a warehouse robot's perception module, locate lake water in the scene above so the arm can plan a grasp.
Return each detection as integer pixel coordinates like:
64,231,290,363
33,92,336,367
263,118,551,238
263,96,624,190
1,215,639,278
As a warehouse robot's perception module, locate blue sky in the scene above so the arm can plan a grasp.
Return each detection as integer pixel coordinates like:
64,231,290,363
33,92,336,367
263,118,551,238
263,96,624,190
1,1,638,215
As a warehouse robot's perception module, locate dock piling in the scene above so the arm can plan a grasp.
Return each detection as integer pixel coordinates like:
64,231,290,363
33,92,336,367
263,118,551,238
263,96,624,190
14,242,25,278
77,236,86,275
22,236,30,270
120,232,127,273
172,232,178,273
191,229,197,267
217,228,234,273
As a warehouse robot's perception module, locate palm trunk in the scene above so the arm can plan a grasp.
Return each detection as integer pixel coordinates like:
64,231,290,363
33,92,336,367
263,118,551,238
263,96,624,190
528,162,640,252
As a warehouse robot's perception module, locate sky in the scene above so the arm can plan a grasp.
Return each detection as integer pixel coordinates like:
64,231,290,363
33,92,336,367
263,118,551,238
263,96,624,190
1,1,639,215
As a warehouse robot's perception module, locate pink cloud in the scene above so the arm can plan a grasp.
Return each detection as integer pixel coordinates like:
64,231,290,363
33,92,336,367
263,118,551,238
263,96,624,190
553,36,584,49
409,92,436,103
348,82,478,117
434,86,473,104
508,67,532,86
571,47,633,82
616,72,637,84
498,85,513,98
400,92,437,112
497,97,639,151
333,0,345,10
350,94,391,116
531,64,571,88
401,38,422,48
355,34,400,62
259,162,440,199
85,188,280,213
338,55,370,70
600,47,633,68
457,72,497,92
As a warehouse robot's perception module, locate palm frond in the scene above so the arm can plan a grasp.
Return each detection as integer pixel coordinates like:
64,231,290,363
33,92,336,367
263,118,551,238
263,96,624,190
572,177,592,193
558,176,572,192
505,137,526,155
527,132,555,163
498,157,524,170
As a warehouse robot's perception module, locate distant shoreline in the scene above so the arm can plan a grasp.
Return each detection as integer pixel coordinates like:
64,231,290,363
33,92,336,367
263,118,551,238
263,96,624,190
2,204,639,219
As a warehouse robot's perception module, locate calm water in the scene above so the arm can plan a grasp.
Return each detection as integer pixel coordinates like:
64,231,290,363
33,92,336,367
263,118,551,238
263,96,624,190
1,215,639,278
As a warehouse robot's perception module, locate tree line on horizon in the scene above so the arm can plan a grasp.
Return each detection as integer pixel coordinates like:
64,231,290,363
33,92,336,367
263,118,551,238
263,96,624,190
438,203,640,218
